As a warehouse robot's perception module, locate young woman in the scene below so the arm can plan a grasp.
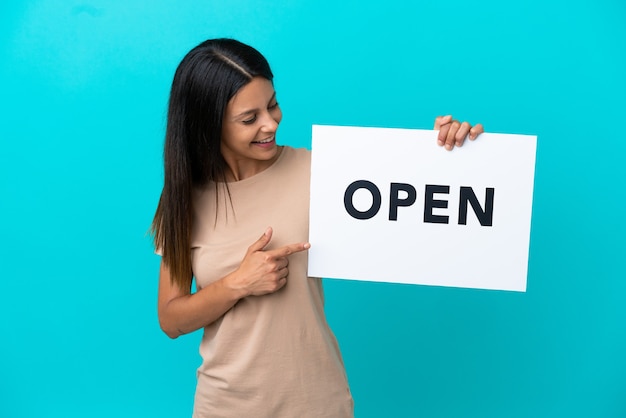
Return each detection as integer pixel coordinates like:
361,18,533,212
152,38,483,418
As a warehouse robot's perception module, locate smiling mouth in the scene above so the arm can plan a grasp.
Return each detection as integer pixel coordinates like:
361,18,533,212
253,137,274,144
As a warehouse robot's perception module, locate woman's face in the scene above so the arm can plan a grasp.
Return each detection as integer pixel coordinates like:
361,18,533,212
221,76,283,180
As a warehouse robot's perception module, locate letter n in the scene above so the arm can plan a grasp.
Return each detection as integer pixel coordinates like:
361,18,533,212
458,187,495,226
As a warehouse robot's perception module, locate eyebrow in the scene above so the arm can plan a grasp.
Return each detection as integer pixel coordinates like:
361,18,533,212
232,92,277,119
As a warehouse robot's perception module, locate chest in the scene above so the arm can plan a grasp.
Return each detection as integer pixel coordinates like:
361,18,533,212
190,173,310,288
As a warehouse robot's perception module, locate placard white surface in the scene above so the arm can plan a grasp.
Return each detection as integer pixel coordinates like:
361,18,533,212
308,125,537,292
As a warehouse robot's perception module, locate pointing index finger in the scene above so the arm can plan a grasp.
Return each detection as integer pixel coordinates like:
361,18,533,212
267,242,311,258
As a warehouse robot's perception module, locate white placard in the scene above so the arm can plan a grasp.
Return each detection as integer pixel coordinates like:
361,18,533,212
308,125,537,292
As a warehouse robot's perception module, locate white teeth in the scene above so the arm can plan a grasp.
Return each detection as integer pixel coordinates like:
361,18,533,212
256,138,273,144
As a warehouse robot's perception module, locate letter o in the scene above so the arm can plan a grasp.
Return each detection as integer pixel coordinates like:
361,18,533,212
344,180,382,220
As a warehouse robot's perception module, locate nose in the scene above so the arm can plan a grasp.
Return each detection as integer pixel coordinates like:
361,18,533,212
260,109,280,133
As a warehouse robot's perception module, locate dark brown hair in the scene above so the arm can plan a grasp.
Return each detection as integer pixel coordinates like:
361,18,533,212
151,39,274,290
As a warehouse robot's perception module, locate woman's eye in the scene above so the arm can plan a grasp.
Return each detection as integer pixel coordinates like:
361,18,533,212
242,115,257,125
268,102,279,110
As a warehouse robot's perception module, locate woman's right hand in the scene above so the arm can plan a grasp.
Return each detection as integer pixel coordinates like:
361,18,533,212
158,227,310,338
228,227,310,297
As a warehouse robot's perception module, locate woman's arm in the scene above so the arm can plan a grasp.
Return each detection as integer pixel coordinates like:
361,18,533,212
157,262,243,339
157,227,310,339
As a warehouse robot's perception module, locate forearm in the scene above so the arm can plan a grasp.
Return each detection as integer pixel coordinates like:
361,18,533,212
158,273,247,338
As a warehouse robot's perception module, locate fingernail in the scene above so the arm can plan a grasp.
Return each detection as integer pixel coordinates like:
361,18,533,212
445,144,453,150
304,243,311,249
437,139,444,146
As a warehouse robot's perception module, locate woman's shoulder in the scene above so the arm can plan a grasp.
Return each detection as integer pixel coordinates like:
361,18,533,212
280,145,311,164
276,146,311,179
282,145,311,156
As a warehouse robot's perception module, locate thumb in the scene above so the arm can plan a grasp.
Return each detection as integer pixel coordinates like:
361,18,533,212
434,115,452,130
248,227,273,253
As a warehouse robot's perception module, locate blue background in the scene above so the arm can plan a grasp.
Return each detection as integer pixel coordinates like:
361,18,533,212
1,1,625,417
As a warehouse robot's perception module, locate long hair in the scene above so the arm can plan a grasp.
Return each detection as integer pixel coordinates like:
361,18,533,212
151,39,274,290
